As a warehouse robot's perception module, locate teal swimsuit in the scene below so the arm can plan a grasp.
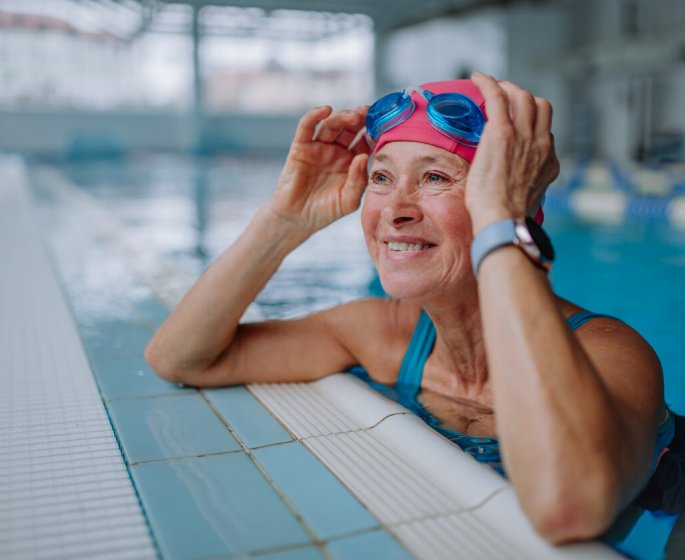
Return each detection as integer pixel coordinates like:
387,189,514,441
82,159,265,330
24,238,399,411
350,310,675,476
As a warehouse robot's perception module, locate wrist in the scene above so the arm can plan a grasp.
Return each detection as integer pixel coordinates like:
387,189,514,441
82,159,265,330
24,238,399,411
254,205,313,252
469,205,517,236
471,217,555,277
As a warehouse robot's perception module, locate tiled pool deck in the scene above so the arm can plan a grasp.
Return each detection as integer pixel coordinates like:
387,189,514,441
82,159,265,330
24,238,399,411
2,155,623,559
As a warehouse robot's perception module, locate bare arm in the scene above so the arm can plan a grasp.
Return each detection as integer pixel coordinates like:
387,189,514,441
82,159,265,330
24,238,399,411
145,105,371,386
468,73,665,543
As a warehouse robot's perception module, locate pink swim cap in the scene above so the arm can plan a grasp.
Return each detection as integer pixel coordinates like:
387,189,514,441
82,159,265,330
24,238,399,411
370,78,544,224
371,79,484,164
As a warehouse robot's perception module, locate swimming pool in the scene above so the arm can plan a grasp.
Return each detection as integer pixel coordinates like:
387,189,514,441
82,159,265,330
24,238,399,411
37,153,685,559
50,154,685,413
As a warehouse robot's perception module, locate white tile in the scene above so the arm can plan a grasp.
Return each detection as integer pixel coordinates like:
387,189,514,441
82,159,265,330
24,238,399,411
469,488,622,559
250,381,359,437
309,373,412,427
0,157,155,559
253,374,619,559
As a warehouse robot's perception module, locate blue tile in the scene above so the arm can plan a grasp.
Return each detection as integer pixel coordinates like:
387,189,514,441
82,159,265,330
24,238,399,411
253,442,378,540
108,394,241,463
80,320,152,359
327,530,413,560
205,386,292,448
135,297,170,329
90,353,190,400
132,453,311,559
254,546,324,560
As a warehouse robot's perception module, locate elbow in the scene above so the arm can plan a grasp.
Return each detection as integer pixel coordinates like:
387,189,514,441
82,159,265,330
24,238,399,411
144,338,187,385
144,337,229,388
525,476,617,544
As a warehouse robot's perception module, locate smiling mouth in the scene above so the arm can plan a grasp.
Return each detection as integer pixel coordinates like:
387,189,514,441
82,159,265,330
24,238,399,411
386,241,436,252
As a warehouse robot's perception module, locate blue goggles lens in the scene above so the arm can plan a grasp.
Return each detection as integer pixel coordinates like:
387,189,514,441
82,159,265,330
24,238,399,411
365,90,415,142
366,88,486,149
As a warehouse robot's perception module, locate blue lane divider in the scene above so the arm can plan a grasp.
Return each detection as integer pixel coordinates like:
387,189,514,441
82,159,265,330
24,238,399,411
546,159,685,228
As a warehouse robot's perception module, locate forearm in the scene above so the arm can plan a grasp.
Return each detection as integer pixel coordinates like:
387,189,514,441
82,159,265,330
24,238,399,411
477,247,631,539
145,205,311,380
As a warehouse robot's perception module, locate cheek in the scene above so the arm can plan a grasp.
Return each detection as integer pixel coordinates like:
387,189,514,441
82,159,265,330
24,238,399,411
360,196,379,239
432,198,474,250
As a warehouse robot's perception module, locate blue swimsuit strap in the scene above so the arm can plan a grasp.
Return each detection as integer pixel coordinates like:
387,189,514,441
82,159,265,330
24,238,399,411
396,311,437,391
565,310,616,331
397,309,616,394
392,309,674,472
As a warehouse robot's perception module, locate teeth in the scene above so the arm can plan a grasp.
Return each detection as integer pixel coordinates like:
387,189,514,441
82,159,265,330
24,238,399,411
387,242,431,252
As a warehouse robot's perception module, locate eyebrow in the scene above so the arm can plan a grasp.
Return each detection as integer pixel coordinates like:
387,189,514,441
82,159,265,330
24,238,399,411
374,153,456,167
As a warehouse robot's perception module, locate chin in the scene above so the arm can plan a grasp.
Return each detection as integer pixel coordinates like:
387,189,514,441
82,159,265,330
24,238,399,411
377,272,434,301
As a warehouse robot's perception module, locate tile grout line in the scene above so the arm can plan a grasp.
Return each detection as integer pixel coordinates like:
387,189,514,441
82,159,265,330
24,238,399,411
197,389,337,559
198,389,352,557
35,163,341,558
33,161,500,558
3,159,157,560
28,171,164,560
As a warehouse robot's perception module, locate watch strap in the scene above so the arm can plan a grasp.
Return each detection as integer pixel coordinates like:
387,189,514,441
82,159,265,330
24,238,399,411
470,219,517,277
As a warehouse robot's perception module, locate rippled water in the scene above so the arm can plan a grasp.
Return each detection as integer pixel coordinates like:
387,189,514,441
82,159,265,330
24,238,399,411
38,153,685,560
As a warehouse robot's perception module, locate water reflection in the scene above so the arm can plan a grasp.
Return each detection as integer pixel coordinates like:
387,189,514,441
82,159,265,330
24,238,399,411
351,362,685,559
348,368,505,474
41,155,685,559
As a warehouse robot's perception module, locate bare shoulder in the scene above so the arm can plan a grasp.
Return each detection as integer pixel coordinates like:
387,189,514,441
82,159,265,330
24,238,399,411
557,297,664,418
323,297,422,385
557,297,657,355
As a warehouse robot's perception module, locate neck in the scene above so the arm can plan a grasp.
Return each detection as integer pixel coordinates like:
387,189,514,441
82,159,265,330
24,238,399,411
418,279,490,399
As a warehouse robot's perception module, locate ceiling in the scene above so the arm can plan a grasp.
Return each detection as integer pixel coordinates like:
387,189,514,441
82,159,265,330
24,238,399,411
0,0,555,41
136,0,530,33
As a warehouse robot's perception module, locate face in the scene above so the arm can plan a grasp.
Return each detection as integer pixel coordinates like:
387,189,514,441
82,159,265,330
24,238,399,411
361,141,473,300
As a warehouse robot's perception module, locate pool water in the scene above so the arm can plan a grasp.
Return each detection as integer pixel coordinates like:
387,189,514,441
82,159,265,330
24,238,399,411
548,217,685,415
39,154,685,560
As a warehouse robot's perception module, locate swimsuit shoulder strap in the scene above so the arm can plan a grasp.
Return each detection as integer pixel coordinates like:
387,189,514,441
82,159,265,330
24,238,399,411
397,310,436,392
565,310,618,331
397,309,619,392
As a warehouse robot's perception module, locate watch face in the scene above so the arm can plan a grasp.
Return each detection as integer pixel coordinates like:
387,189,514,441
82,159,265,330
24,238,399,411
524,217,555,261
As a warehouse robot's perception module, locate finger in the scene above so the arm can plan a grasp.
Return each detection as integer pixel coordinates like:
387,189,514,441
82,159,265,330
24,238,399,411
293,106,333,143
499,81,536,138
314,110,364,143
534,96,553,138
336,128,359,148
471,72,511,127
342,153,369,212
354,104,370,119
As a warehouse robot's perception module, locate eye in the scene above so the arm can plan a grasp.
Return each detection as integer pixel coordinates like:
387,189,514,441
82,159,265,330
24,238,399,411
425,172,447,184
371,171,390,185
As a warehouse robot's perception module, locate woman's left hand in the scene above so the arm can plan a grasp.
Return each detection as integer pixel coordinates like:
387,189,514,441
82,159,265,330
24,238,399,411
465,72,560,233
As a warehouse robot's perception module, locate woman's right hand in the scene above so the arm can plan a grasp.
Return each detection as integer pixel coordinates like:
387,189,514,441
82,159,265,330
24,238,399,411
268,105,370,235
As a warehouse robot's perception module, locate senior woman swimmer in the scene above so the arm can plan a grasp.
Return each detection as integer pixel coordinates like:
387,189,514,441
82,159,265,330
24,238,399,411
145,73,673,543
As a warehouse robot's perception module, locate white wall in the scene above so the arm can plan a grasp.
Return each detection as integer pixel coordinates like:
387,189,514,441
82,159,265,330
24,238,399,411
380,10,507,92
504,5,570,154
377,0,685,161
4,0,685,161
555,0,685,161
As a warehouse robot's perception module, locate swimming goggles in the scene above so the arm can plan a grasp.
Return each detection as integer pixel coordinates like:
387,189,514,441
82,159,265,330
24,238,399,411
365,86,486,150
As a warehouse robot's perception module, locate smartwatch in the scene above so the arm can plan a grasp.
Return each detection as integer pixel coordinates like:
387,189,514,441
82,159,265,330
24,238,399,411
471,217,555,277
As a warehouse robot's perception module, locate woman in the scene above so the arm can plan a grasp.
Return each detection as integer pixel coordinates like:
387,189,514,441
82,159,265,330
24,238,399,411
145,73,673,543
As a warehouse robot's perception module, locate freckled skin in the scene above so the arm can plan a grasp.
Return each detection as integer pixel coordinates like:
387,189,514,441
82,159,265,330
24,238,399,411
361,142,474,301
146,76,667,544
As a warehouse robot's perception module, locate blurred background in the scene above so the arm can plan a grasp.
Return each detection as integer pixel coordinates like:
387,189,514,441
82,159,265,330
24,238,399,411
0,0,684,162
2,0,684,412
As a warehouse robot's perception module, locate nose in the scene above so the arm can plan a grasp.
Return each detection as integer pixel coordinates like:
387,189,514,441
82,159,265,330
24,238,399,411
382,182,423,228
